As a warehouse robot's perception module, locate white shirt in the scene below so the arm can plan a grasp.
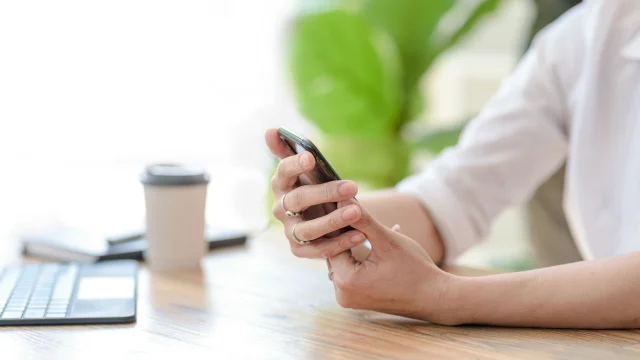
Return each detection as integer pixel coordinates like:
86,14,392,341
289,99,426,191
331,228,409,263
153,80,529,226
396,0,640,264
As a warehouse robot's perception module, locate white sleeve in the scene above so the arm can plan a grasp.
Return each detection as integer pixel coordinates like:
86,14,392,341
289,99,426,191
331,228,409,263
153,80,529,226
396,8,584,264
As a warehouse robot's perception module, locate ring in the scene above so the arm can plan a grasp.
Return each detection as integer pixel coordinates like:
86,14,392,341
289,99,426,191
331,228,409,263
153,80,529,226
281,191,301,217
292,222,310,245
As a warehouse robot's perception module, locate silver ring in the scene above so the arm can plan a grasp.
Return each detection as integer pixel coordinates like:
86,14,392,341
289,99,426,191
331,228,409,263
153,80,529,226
281,191,301,217
292,222,310,245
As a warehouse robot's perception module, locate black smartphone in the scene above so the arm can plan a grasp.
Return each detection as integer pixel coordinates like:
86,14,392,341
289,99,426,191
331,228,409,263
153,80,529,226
277,126,371,261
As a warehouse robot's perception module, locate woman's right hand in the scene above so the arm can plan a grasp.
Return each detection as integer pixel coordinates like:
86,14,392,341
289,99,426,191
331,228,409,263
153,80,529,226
264,128,367,259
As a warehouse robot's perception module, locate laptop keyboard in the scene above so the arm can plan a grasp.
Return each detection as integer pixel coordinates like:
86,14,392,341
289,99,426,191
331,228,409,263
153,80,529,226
0,264,78,320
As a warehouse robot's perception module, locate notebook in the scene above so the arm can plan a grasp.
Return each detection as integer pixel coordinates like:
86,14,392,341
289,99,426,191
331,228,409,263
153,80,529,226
20,225,248,262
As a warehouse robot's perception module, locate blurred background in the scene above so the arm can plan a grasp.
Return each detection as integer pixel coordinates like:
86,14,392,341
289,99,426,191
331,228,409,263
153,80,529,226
0,0,579,269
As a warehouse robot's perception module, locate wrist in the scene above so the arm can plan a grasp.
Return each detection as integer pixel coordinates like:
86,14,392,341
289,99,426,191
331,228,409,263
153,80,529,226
419,272,472,326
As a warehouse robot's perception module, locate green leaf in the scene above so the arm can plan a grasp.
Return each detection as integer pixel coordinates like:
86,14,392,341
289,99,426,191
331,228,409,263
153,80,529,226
411,121,468,154
288,9,402,139
406,86,425,122
318,135,411,188
362,0,455,91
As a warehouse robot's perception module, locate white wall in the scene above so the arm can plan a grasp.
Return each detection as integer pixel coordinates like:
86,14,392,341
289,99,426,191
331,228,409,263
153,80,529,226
0,0,301,247
0,0,537,268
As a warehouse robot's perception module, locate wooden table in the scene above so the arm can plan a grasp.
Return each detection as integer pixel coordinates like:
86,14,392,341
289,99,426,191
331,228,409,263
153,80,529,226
1,228,640,359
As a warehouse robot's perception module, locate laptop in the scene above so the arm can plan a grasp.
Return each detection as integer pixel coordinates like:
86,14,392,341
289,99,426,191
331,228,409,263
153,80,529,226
0,260,137,326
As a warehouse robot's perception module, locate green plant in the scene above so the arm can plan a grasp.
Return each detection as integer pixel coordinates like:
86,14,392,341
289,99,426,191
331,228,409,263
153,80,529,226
287,0,501,188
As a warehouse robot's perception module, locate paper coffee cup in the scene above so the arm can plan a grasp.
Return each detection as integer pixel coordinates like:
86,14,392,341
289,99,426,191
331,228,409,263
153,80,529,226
140,164,210,271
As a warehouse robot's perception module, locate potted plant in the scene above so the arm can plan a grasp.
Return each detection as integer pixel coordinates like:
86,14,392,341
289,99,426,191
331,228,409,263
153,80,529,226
286,0,501,189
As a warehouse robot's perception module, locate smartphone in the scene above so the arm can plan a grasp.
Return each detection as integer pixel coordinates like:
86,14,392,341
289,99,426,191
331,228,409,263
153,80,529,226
277,126,371,261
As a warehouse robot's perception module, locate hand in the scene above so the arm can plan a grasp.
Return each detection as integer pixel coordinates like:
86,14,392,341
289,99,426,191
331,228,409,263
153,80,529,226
329,200,459,325
265,128,368,259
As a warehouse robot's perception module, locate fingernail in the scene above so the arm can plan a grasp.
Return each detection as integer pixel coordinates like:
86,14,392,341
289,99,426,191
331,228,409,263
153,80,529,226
342,206,359,221
351,233,365,243
391,224,401,232
339,181,356,196
299,152,310,168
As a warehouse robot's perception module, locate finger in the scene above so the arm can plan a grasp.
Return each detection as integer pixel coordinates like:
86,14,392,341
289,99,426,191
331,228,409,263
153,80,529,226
290,204,361,242
330,251,361,309
265,128,292,159
284,180,358,214
329,250,356,276
345,203,398,252
292,229,366,259
271,198,285,220
271,151,316,192
341,203,383,236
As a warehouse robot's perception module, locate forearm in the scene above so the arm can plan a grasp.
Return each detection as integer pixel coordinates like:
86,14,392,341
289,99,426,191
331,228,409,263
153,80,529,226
358,190,444,264
443,252,640,328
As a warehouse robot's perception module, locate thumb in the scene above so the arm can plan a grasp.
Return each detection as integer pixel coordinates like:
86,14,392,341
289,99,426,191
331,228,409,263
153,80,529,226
329,251,356,278
348,204,395,251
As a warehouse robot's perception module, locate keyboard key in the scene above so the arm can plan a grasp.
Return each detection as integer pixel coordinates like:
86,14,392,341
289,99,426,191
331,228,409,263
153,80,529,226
26,305,46,310
45,313,66,318
33,293,49,298
2,311,24,319
31,299,51,303
51,265,78,301
23,309,45,319
29,298,49,303
28,301,47,306
31,291,51,300
46,309,66,314
29,299,49,304
46,308,66,312
0,267,21,296
48,302,68,308
10,295,29,299
28,301,49,306
16,284,35,289
5,307,26,312
8,301,28,307
7,304,27,309
30,294,49,299
9,294,29,298
49,303,69,309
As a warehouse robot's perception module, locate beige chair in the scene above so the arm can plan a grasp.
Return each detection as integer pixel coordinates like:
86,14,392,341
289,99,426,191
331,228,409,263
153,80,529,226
523,0,583,268
525,164,582,267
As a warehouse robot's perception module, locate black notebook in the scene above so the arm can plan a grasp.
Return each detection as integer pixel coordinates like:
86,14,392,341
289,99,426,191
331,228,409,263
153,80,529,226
20,226,248,262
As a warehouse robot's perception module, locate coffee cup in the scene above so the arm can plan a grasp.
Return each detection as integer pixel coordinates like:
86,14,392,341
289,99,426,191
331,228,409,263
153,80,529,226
140,163,210,271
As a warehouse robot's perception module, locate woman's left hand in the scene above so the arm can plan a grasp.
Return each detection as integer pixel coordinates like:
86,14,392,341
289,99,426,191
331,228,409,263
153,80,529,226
328,199,460,325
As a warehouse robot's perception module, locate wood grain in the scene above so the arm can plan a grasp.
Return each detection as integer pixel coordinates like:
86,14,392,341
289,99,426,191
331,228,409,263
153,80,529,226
1,227,639,359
